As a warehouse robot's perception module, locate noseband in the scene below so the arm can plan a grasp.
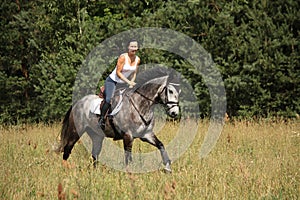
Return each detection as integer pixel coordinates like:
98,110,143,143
161,83,180,112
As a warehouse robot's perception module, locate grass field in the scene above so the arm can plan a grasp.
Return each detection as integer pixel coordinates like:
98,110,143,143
0,119,299,199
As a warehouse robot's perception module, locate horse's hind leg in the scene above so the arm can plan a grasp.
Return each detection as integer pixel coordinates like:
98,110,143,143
63,132,80,160
140,133,172,173
86,128,105,167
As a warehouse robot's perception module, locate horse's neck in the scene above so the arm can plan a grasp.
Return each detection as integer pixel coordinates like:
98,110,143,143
137,77,167,100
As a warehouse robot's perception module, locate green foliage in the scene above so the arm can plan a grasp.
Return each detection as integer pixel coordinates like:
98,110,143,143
0,0,299,124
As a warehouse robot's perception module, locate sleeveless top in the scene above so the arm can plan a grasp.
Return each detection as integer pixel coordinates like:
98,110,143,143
109,53,139,83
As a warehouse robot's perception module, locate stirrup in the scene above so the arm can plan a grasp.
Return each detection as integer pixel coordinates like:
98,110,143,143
98,117,105,130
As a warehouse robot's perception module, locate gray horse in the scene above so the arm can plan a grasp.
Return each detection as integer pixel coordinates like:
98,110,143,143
55,67,181,172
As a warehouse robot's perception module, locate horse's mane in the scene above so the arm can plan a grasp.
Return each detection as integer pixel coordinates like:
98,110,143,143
135,67,175,85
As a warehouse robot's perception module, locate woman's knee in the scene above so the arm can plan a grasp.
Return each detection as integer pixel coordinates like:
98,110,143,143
105,98,111,104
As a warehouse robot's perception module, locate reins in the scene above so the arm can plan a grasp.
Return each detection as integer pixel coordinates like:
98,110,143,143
128,96,153,126
134,89,159,103
128,82,179,126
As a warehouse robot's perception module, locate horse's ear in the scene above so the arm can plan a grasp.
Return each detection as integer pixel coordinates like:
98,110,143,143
168,69,175,80
169,69,180,83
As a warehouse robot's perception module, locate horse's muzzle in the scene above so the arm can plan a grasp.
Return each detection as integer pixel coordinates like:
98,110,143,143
166,103,180,118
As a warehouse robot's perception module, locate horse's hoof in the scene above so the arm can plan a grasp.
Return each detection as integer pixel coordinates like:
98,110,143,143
62,160,72,169
164,163,172,173
89,156,98,168
164,167,172,173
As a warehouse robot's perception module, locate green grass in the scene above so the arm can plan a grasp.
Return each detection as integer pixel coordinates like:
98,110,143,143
0,120,299,199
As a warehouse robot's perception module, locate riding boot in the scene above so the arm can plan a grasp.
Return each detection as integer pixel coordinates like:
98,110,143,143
98,101,111,130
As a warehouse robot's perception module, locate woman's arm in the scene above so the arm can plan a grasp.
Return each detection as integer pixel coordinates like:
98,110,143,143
130,57,140,82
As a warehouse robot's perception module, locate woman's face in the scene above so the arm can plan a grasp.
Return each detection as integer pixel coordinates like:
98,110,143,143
128,41,138,55
128,49,137,55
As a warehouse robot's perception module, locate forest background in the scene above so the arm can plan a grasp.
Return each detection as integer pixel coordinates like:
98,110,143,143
0,0,299,124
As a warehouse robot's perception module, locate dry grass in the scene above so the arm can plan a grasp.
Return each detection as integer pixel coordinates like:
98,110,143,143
0,119,299,199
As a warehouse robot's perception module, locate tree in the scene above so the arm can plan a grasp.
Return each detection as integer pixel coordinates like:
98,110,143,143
0,0,299,124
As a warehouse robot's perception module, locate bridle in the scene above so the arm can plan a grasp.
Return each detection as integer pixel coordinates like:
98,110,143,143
160,82,180,112
128,82,180,126
133,82,179,110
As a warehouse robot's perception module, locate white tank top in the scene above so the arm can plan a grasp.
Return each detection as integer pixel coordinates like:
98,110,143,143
109,53,139,83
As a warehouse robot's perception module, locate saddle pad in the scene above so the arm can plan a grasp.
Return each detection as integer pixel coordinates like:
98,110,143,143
90,98,103,115
109,89,125,116
90,89,126,116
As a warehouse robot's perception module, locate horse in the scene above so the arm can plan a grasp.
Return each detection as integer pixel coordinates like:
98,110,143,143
55,67,181,172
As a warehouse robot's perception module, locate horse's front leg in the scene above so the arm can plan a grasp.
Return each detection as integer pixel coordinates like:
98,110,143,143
123,133,134,167
140,133,172,173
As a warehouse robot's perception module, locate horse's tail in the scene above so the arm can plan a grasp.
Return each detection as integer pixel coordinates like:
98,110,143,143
53,105,73,153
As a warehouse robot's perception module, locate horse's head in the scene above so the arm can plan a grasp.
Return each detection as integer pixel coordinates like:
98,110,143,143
158,71,181,118
134,67,181,118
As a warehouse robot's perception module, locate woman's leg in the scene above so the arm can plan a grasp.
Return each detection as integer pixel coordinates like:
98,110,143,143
98,77,116,129
104,77,116,104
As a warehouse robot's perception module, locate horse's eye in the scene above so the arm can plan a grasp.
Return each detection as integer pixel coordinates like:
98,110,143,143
168,89,174,94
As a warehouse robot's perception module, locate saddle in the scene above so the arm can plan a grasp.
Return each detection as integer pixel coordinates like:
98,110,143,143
97,86,106,111
98,86,105,99
96,85,126,116
96,85,126,140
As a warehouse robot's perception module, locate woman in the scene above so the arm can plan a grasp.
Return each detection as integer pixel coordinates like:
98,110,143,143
98,40,140,129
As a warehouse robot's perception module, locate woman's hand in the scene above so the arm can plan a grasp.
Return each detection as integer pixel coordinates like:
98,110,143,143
128,81,136,88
